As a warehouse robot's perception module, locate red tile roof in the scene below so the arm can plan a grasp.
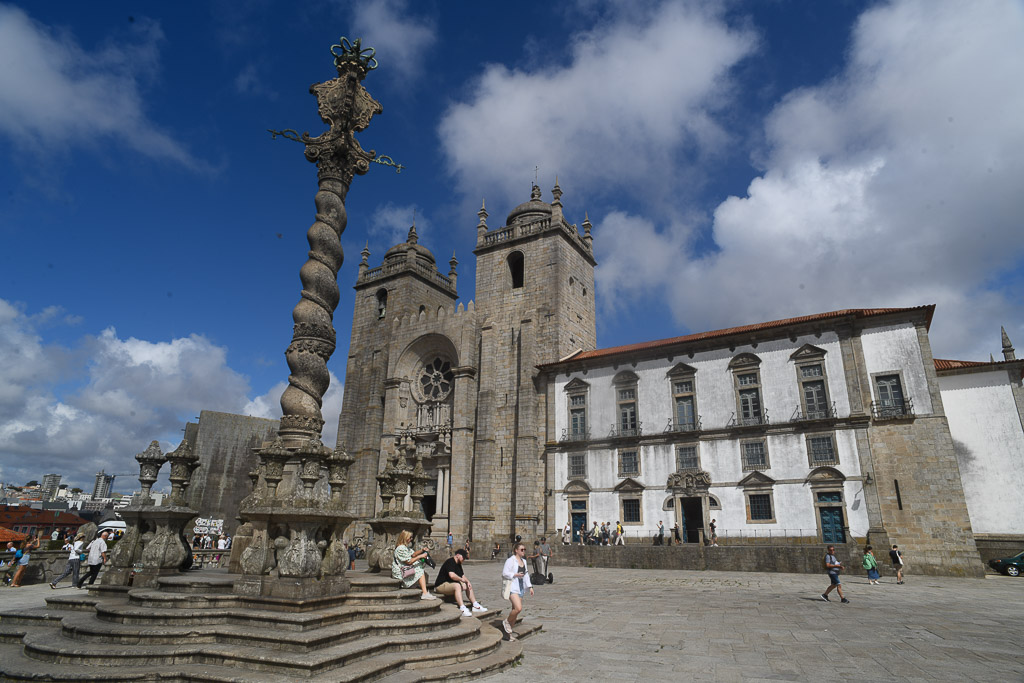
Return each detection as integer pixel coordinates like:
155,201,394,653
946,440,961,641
0,507,86,529
0,526,29,543
934,358,1022,372
541,306,935,368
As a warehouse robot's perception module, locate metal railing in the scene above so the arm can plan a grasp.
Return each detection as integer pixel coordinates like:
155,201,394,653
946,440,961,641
728,411,770,427
664,416,702,433
791,402,837,422
609,422,642,438
557,527,828,546
871,398,914,419
560,428,590,442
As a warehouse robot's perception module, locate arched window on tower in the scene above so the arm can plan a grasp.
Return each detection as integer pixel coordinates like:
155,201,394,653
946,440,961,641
508,251,524,289
376,289,388,319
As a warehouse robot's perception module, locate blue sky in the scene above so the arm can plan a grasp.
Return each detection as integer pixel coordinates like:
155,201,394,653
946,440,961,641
2,0,1022,491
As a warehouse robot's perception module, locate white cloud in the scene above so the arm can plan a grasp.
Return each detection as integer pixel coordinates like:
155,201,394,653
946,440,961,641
0,5,199,167
0,299,347,490
244,376,343,449
365,202,430,251
438,1,757,213
594,0,1024,361
350,0,437,82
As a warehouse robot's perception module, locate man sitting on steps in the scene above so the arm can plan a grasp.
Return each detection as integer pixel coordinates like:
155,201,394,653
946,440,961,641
434,549,486,617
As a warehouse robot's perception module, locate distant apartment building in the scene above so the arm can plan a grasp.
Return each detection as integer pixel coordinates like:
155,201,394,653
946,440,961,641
41,474,62,501
92,470,115,499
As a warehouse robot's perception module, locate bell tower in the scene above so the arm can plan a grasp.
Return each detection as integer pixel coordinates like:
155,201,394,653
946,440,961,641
470,181,597,542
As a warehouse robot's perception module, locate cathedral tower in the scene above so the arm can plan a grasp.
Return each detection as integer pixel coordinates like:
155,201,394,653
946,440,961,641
470,182,597,541
339,226,460,519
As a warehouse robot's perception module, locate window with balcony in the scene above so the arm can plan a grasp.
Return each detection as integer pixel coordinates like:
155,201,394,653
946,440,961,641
618,449,640,477
729,353,766,426
873,374,912,418
799,364,832,419
613,371,641,437
676,445,699,471
741,439,770,471
666,363,699,432
563,378,590,442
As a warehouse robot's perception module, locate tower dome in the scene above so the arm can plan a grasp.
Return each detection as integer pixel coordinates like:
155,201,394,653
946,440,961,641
505,184,552,226
383,224,436,267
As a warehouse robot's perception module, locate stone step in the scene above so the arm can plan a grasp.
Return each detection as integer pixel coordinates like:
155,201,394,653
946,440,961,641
388,639,523,682
22,612,487,676
98,595,440,631
58,603,465,651
45,592,102,611
0,606,67,626
155,572,236,594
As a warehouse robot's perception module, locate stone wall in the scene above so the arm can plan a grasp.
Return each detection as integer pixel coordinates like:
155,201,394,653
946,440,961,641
549,543,866,575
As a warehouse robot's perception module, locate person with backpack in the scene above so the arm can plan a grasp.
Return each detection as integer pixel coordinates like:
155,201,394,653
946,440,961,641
862,545,880,585
820,545,850,604
889,544,905,584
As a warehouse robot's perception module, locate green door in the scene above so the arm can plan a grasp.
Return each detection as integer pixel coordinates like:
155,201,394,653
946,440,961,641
817,492,846,544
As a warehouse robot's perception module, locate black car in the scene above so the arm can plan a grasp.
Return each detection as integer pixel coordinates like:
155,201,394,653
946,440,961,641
988,551,1024,577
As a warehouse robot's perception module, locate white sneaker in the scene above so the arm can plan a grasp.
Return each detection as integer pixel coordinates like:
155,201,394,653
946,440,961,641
460,605,472,616
472,603,487,612
420,593,438,600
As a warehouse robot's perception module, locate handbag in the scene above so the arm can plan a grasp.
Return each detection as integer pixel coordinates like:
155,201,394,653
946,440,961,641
501,578,512,600
401,564,417,579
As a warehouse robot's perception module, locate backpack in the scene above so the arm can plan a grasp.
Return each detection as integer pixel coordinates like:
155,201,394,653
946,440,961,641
822,554,829,570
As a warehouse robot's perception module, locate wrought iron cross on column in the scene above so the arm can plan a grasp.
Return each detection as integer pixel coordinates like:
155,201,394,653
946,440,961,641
268,37,403,447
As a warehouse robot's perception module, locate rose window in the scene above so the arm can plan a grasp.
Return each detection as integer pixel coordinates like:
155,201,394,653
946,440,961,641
419,358,454,400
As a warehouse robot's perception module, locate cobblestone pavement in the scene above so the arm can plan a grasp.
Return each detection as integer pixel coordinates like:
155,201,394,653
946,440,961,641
2,563,1021,682
466,563,1024,683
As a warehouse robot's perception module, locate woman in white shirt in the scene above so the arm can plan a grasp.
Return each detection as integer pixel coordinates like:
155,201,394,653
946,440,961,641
500,542,533,641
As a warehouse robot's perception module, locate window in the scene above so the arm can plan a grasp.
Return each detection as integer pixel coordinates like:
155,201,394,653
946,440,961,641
619,449,640,477
748,494,772,521
873,374,910,418
622,498,641,524
807,434,838,466
613,370,641,437
375,289,388,319
708,495,721,510
729,354,766,426
508,251,524,289
676,445,699,471
569,394,587,439
672,379,697,431
741,439,769,471
569,453,587,479
799,363,831,419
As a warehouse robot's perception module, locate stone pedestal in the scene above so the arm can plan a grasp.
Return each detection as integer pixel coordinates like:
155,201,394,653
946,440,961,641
365,515,432,573
128,505,198,589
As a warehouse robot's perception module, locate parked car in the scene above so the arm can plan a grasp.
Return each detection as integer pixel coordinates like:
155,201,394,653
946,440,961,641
988,551,1024,577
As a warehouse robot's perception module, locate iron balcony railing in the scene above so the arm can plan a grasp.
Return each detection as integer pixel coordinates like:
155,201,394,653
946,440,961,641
560,428,591,442
792,402,837,422
728,411,770,428
809,444,839,466
664,416,702,433
871,398,914,420
609,422,643,439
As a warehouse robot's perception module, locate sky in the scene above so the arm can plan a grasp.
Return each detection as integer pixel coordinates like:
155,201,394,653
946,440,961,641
1,0,1022,492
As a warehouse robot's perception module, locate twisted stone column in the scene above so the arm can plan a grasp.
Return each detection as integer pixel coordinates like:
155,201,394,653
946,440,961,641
275,38,383,447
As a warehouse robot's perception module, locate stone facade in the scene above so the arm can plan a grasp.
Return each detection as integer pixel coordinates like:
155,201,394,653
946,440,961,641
338,184,596,545
185,410,279,536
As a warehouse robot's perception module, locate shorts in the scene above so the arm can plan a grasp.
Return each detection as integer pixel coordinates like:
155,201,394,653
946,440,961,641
828,572,841,585
435,582,459,596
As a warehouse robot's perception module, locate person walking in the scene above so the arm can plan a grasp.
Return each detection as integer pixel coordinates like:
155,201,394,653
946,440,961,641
10,535,40,587
709,519,718,546
614,522,625,546
77,531,109,588
50,533,86,589
656,521,665,546
562,522,571,545
889,544,905,584
863,546,881,585
392,530,437,600
500,542,533,641
820,545,850,604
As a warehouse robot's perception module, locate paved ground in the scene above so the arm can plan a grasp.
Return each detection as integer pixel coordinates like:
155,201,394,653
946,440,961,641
2,563,1021,682
470,563,1023,683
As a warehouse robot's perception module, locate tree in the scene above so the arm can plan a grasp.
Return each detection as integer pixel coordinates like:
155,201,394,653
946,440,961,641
25,480,39,487
71,487,83,494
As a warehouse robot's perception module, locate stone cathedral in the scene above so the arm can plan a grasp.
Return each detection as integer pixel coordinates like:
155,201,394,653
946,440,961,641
339,182,595,545
337,183,1023,574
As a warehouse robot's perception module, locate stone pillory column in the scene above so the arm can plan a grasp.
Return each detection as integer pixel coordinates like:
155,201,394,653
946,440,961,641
235,38,386,599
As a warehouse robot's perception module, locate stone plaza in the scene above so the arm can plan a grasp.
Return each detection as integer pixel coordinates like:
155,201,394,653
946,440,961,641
3,560,1020,682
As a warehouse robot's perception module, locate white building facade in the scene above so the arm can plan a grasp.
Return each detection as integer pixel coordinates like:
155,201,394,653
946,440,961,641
541,307,986,575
